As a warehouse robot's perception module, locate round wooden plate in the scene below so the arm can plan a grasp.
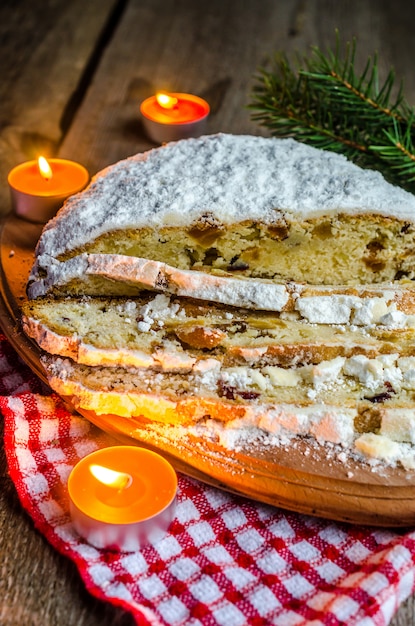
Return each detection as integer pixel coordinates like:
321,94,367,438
1,214,415,527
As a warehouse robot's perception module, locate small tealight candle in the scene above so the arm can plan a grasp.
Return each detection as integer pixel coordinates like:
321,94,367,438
68,446,177,552
8,156,89,223
140,92,210,144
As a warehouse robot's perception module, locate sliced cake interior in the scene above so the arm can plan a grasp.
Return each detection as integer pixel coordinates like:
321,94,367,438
22,134,415,469
30,135,415,293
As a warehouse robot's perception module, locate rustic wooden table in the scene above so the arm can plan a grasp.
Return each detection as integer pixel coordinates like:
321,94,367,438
1,1,415,624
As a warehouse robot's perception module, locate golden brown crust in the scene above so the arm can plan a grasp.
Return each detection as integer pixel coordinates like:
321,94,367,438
174,326,226,349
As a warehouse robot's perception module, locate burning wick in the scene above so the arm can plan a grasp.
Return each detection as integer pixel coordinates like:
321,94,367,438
156,92,179,109
89,464,133,491
37,156,53,181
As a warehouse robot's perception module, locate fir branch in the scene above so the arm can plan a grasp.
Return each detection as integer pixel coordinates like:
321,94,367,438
371,118,415,183
303,39,407,123
250,34,415,192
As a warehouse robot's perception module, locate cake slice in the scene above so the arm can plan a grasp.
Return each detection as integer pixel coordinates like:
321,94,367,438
22,293,415,370
30,134,415,288
41,353,415,467
27,252,415,318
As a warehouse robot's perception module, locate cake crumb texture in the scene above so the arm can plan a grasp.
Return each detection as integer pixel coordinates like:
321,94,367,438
23,134,415,471
33,134,415,286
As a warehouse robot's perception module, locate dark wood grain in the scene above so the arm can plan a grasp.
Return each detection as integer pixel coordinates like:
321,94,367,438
2,0,415,624
0,0,120,212
60,0,415,175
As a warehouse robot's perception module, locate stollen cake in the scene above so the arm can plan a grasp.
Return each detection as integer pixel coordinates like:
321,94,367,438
22,133,415,469
28,133,415,296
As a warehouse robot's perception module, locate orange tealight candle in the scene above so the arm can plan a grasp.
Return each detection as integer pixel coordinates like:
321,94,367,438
8,157,89,223
140,92,210,144
68,446,177,551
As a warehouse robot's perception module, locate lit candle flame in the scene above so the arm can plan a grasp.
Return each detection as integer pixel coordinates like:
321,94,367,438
156,92,178,109
37,156,53,181
90,464,132,491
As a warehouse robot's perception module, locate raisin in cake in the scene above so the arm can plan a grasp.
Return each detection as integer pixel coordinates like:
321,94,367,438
23,134,415,468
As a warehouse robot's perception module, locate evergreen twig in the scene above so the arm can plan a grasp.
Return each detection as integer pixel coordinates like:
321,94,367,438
249,34,415,192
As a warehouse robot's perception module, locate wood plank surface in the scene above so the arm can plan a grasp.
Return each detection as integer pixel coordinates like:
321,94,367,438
2,0,415,624
0,0,120,212
60,0,415,173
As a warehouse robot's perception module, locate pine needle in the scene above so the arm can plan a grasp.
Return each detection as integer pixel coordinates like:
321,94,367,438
249,33,415,192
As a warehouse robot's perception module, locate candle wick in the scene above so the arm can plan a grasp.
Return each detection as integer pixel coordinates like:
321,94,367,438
117,475,133,492
89,464,133,491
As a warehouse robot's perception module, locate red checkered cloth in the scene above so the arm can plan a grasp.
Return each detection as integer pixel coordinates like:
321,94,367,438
1,334,415,625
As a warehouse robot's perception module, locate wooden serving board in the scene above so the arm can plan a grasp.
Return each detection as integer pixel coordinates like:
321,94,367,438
2,214,415,527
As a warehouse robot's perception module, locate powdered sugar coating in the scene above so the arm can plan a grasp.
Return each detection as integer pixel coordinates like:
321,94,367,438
28,252,289,307
36,134,415,259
